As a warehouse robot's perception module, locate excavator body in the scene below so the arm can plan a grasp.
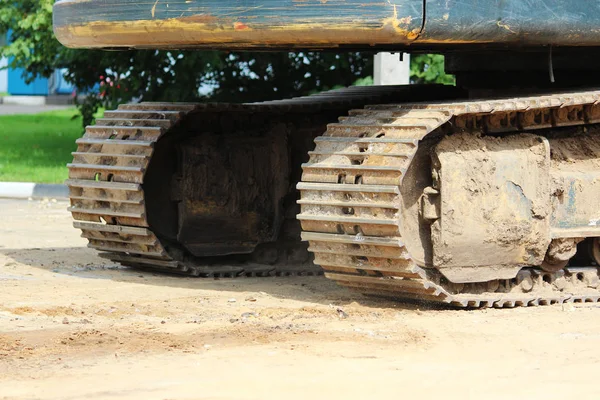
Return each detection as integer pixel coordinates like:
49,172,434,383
53,0,600,307
55,0,600,49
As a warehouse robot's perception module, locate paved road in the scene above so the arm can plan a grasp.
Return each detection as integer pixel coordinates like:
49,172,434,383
0,104,71,115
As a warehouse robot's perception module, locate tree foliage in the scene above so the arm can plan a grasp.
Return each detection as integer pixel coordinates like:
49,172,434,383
0,1,373,127
410,54,455,85
0,0,59,79
1,1,451,129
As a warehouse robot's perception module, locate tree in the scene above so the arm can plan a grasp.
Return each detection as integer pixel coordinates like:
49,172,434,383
1,1,452,129
0,1,373,128
410,54,455,85
0,0,59,79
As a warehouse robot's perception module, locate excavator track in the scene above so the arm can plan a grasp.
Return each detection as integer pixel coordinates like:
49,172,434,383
67,85,455,278
300,90,600,308
67,104,225,276
67,102,323,277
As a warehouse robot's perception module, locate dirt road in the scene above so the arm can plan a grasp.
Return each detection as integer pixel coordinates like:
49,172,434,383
1,199,599,400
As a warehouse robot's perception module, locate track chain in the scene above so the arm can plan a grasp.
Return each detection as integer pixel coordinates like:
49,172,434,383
67,85,442,278
299,90,600,307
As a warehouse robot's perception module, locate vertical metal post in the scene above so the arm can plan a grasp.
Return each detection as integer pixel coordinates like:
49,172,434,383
374,52,411,85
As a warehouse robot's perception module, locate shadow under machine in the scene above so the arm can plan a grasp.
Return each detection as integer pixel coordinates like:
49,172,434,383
53,0,600,307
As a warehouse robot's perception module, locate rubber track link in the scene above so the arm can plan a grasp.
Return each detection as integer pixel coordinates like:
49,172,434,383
299,90,600,308
67,85,451,278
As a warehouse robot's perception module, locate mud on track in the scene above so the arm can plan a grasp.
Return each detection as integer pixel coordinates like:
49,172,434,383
1,199,600,400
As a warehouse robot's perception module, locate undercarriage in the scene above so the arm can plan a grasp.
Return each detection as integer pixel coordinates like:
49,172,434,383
67,86,600,308
53,0,600,308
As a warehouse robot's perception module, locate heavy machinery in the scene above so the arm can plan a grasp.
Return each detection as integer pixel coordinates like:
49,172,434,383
53,0,600,307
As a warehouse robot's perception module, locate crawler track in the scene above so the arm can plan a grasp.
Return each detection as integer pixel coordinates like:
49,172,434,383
68,87,600,306
299,90,600,307
67,101,332,278
67,85,452,278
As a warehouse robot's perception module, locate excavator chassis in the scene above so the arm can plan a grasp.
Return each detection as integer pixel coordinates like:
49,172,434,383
68,86,600,307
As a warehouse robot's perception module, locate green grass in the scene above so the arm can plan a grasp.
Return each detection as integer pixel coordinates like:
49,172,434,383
0,108,84,183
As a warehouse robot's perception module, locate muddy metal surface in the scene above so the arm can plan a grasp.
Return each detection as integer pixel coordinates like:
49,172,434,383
1,199,600,400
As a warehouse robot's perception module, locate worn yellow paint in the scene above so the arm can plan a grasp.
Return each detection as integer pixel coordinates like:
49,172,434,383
376,0,420,40
54,16,419,49
496,20,517,34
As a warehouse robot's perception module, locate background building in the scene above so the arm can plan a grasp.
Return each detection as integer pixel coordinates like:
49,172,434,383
1,32,74,102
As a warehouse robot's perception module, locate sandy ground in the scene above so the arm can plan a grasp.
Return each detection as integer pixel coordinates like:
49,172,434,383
1,199,600,400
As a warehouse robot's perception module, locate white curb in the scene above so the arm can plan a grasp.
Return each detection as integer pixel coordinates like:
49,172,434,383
1,96,47,106
0,182,69,200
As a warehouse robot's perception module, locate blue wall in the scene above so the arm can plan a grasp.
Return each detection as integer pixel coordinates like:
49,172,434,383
8,66,49,96
4,32,74,96
52,69,75,95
